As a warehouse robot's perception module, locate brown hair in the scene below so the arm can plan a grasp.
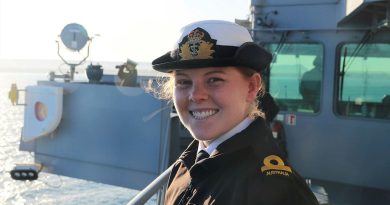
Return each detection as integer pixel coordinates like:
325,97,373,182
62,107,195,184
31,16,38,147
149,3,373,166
236,67,265,119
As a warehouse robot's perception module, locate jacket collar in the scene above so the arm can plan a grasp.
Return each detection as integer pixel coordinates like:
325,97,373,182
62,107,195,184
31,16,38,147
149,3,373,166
177,117,271,181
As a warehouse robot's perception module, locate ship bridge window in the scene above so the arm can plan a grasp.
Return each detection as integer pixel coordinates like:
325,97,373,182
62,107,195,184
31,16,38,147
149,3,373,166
337,43,390,120
264,43,323,113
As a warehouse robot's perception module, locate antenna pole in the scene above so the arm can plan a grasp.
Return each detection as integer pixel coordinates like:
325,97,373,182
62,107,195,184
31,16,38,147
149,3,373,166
70,64,76,81
55,39,92,82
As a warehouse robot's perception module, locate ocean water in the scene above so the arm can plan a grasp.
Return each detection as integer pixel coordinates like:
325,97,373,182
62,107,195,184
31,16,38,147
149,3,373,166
0,72,157,205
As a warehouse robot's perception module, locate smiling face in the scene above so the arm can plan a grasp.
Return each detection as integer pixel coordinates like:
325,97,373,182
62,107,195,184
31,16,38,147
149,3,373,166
173,66,260,144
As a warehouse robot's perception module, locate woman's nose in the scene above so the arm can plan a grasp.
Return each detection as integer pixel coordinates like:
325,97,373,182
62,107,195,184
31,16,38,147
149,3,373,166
189,83,208,103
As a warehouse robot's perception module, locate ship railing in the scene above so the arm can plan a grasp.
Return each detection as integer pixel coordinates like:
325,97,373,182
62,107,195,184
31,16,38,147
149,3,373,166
127,165,173,205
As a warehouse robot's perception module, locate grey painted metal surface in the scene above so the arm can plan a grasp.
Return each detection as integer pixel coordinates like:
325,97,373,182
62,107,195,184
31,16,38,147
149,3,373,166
251,0,340,6
251,0,346,31
251,0,390,193
21,81,172,190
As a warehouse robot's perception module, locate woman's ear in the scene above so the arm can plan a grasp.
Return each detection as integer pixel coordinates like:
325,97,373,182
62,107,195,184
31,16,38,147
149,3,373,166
246,73,261,102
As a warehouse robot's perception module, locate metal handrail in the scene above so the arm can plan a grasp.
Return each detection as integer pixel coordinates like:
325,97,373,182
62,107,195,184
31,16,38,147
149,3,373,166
128,111,176,205
127,165,173,205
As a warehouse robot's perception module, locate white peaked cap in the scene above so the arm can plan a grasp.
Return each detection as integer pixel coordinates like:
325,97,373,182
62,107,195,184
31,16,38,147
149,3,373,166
152,20,272,73
174,20,253,48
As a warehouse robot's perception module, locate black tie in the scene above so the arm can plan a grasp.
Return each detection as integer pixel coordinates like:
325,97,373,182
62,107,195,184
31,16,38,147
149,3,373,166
195,150,210,163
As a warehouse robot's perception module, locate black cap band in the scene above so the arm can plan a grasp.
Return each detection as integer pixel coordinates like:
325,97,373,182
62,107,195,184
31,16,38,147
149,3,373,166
152,42,272,73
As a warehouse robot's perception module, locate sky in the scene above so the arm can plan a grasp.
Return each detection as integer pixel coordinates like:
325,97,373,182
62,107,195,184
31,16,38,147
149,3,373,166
0,0,251,63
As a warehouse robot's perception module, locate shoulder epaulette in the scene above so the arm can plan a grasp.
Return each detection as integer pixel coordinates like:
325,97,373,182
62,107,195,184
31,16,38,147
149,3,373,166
260,155,292,177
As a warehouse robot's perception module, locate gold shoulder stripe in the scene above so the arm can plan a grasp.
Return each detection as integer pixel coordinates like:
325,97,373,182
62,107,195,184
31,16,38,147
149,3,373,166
261,155,292,174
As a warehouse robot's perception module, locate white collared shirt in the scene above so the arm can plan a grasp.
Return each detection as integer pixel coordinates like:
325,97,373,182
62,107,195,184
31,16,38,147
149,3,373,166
197,117,253,155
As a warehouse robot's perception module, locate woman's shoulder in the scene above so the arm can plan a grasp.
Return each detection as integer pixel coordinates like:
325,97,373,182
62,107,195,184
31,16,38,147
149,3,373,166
245,154,319,205
244,148,319,205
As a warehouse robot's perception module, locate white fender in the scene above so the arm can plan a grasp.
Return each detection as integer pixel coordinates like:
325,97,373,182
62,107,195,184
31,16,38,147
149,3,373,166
22,85,63,142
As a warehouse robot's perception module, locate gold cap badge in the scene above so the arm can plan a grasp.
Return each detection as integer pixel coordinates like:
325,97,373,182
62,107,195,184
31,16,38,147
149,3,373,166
178,27,216,60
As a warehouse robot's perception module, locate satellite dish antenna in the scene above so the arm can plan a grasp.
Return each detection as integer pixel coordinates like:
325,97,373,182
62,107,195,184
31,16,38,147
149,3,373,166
56,23,94,81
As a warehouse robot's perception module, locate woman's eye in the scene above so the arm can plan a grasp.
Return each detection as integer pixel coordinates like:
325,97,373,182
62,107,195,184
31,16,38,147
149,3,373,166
208,77,224,84
175,79,191,87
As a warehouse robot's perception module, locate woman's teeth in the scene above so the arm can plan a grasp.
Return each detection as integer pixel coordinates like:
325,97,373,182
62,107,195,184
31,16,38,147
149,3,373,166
191,110,217,120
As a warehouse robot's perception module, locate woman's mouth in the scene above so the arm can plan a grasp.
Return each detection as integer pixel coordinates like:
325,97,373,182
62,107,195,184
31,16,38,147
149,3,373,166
190,109,218,120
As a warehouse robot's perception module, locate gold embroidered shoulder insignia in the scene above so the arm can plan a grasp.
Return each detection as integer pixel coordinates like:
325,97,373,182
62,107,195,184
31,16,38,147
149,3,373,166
261,155,292,177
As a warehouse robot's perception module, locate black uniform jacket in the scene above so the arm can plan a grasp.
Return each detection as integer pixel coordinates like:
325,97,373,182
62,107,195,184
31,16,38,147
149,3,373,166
165,117,319,205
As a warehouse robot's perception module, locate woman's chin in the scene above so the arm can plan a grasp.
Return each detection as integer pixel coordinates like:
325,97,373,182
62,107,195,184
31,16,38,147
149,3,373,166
190,131,218,142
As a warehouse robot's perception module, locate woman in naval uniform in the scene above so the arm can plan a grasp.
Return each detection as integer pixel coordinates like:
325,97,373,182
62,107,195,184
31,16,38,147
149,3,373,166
151,20,319,205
